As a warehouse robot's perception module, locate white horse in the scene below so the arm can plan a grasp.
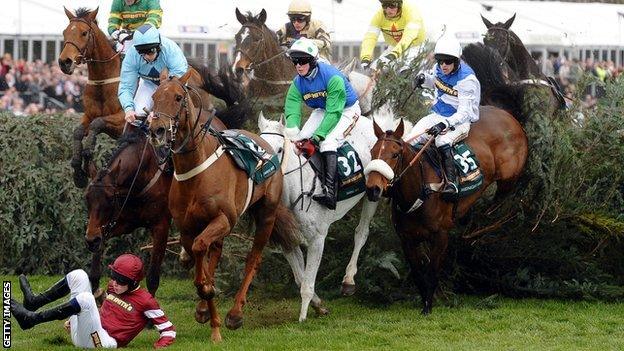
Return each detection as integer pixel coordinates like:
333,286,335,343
258,104,399,322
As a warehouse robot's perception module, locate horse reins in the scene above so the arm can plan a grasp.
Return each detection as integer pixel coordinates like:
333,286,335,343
235,24,292,85
485,27,513,64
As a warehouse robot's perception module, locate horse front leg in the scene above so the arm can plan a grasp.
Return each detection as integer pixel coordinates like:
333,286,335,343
82,117,107,161
422,230,449,315
145,220,170,296
299,232,328,322
283,246,327,316
342,199,378,296
71,123,88,187
225,204,277,330
88,244,104,293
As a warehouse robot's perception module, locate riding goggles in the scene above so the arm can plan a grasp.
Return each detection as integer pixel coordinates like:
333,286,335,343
137,46,158,56
289,15,308,23
291,56,314,65
382,2,400,9
437,58,456,66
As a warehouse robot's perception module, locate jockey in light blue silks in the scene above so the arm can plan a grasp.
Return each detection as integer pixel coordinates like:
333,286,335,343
118,24,188,124
405,33,481,194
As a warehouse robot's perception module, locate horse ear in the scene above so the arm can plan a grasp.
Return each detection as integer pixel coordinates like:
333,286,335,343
395,119,405,138
373,120,384,139
64,6,76,20
503,14,516,29
258,9,267,24
481,15,493,29
279,114,285,126
179,70,193,84
87,7,99,22
258,111,267,130
159,68,169,82
235,8,246,25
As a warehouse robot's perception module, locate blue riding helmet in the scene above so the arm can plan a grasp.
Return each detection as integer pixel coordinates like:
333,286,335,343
133,24,161,52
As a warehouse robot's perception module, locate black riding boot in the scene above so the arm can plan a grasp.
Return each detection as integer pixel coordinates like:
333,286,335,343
11,298,81,330
19,274,70,311
440,145,459,194
312,151,338,210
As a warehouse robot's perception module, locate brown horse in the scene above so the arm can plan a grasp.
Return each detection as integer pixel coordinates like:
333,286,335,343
365,106,528,314
149,70,299,342
59,7,125,188
60,7,216,188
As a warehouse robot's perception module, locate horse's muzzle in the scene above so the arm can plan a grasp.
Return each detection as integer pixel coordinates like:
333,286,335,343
366,186,382,202
85,235,102,253
150,127,168,146
58,58,75,75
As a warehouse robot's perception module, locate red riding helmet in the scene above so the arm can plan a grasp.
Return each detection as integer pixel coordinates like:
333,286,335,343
109,253,144,289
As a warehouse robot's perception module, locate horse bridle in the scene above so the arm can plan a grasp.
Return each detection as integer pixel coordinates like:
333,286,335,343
151,79,209,157
485,27,514,65
63,18,121,64
235,24,291,85
375,135,435,189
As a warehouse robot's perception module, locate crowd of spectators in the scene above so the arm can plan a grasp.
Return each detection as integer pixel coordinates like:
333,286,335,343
0,53,87,116
541,55,622,110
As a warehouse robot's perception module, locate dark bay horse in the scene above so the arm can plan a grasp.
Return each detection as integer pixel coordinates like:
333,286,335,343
149,69,299,342
232,8,375,114
480,14,566,117
60,7,216,188
364,106,528,314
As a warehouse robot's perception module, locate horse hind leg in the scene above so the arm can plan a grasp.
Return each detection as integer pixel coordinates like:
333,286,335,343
71,124,88,187
283,246,328,316
341,199,378,296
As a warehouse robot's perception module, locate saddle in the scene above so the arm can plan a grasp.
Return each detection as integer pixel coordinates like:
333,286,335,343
220,130,280,184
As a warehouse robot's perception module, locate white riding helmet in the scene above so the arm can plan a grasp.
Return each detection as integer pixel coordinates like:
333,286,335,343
434,34,462,59
288,0,312,15
287,38,319,59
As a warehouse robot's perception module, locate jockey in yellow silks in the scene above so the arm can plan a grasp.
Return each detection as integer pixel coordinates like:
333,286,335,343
360,0,426,72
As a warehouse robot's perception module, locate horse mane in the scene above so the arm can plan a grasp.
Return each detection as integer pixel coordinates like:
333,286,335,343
96,130,145,181
75,7,98,24
188,60,250,129
462,43,528,124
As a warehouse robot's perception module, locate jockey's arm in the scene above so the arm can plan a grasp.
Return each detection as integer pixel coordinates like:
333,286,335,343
360,11,383,62
162,39,189,78
314,76,346,141
144,0,163,29
284,83,304,137
118,54,140,112
107,0,124,35
388,7,425,59
309,22,332,53
446,77,481,127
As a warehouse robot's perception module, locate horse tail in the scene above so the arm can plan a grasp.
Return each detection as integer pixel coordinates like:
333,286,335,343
188,60,250,129
268,204,302,253
462,43,528,124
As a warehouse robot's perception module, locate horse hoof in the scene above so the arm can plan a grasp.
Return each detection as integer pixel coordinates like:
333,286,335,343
341,283,356,296
313,305,330,317
195,306,211,324
225,312,243,330
211,329,222,343
421,306,432,316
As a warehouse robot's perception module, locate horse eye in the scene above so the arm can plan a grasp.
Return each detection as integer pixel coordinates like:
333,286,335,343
82,31,88,36
175,94,183,102
391,152,400,159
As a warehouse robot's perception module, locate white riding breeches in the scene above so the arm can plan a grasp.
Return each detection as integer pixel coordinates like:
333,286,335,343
134,78,158,116
298,102,361,152
66,270,118,349
406,113,470,147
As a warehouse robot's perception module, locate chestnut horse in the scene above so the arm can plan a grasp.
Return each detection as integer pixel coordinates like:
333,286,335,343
60,7,215,188
364,106,528,314
149,70,299,342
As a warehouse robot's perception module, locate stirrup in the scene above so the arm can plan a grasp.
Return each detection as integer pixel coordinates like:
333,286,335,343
440,182,458,194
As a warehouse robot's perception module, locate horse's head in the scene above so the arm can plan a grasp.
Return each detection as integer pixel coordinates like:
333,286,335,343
232,8,273,81
364,119,406,202
59,7,99,74
149,69,196,150
258,111,287,157
481,14,517,62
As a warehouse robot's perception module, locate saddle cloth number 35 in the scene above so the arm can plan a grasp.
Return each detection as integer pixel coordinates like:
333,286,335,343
454,150,478,174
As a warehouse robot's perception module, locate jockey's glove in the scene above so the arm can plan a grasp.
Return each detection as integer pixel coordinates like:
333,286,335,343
361,59,371,70
284,126,301,140
110,29,121,41
379,52,398,67
118,31,132,43
413,73,426,89
295,138,317,157
427,121,449,137
154,336,175,349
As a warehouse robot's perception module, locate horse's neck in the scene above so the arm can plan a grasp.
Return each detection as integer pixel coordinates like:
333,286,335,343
393,147,427,209
171,109,215,172
87,32,120,80
509,43,542,79
251,37,294,96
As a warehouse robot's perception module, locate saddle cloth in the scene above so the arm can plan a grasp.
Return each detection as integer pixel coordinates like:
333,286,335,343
220,130,280,184
307,141,366,201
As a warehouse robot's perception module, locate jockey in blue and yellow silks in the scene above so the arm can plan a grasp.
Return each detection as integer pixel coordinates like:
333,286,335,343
284,38,361,210
118,24,188,124
406,33,481,194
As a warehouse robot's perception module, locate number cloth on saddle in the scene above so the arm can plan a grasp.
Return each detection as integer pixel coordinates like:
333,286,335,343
307,141,366,201
220,131,280,184
416,141,484,199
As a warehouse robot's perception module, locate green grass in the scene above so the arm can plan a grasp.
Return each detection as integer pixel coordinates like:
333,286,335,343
3,275,624,350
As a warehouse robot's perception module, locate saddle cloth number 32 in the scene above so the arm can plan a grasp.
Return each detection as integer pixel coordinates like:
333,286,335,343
454,150,478,174
338,151,362,177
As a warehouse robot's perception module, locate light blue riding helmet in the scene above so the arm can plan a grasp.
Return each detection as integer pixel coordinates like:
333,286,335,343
133,24,161,52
